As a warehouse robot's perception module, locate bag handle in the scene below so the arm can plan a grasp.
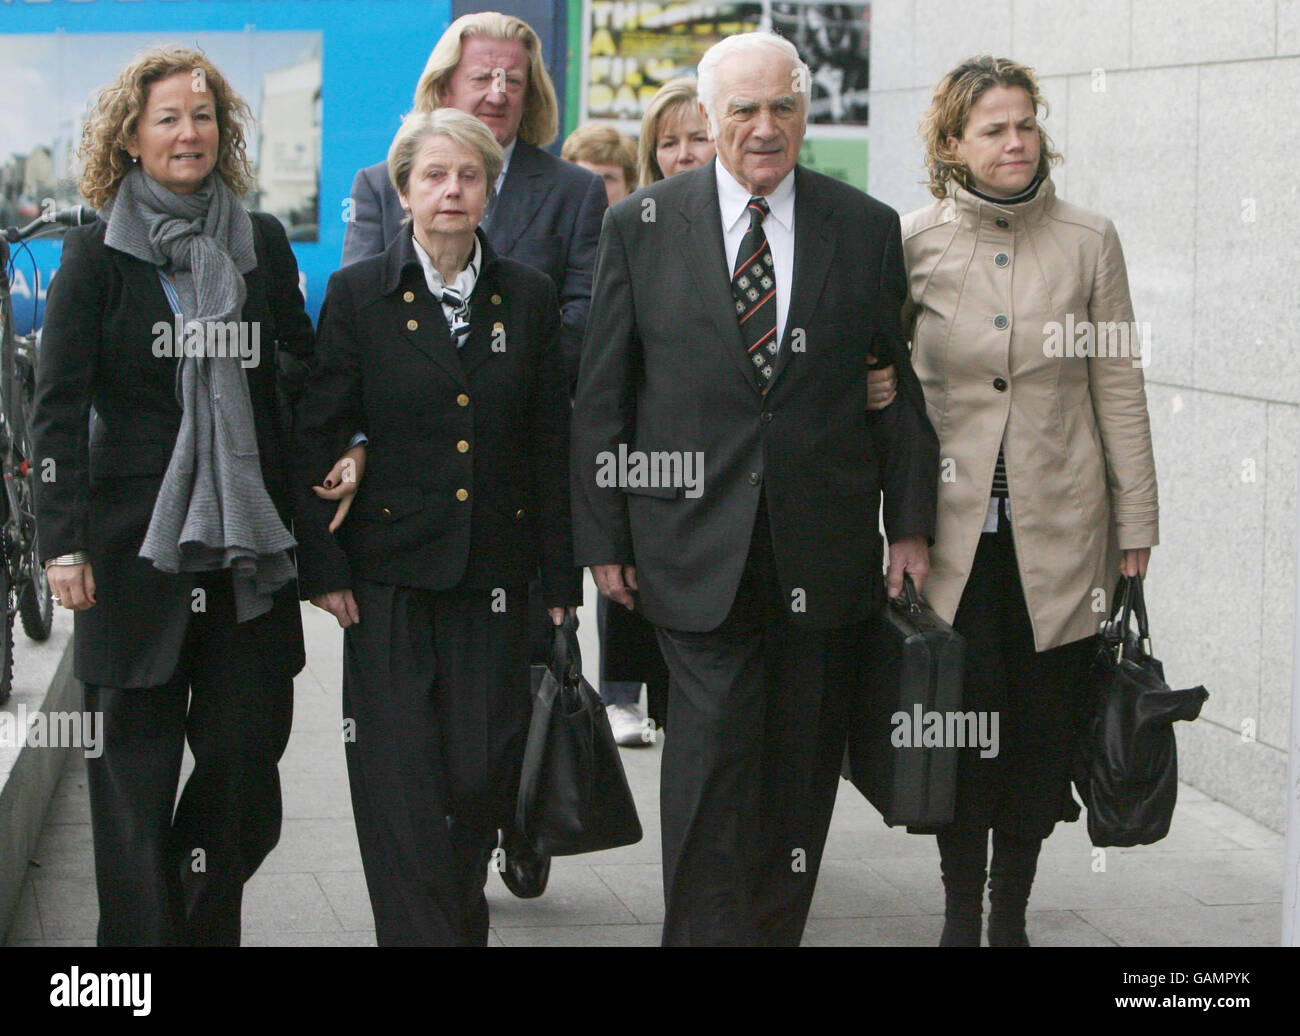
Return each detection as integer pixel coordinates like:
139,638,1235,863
890,573,924,617
551,613,582,684
1108,574,1152,661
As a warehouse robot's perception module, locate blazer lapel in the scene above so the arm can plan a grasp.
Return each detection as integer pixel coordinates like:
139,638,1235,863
487,141,555,257
110,248,172,319
382,234,468,389
766,166,835,397
457,233,500,379
679,165,762,396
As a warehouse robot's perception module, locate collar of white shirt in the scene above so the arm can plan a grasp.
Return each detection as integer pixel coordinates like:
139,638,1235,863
715,160,795,238
411,233,481,303
494,137,519,197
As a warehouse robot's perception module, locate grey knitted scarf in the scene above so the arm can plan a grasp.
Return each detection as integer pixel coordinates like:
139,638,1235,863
103,168,295,622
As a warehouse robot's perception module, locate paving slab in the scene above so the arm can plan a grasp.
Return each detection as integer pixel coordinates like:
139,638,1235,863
6,596,1290,948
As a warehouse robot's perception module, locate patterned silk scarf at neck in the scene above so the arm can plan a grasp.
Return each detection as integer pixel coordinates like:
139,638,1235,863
102,168,296,622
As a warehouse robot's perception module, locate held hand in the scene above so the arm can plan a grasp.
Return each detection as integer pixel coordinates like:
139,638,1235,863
887,535,930,598
592,563,638,611
47,562,97,611
1120,548,1151,579
312,444,367,533
548,605,580,626
310,589,360,628
866,358,898,411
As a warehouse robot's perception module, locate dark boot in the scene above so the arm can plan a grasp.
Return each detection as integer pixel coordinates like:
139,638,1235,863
987,829,1042,946
936,826,988,947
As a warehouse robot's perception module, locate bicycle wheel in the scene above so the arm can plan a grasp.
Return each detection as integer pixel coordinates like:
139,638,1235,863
0,554,14,706
18,539,53,641
15,345,53,641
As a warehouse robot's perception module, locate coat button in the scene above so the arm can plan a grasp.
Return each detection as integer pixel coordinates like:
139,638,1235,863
456,440,469,453
761,411,773,423
457,393,470,407
403,291,415,302
993,314,1009,330
749,471,762,485
491,294,502,305
407,319,418,331
515,508,526,520
993,377,1008,392
995,252,1009,267
493,321,504,332
380,507,392,519
995,217,1009,228
455,488,469,502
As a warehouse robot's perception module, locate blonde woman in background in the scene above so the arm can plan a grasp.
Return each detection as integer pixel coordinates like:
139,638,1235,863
636,77,715,186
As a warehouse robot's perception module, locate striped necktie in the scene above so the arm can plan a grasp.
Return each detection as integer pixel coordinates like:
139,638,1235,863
732,196,777,391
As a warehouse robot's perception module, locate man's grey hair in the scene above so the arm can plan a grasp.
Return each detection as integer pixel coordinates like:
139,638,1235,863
696,31,811,136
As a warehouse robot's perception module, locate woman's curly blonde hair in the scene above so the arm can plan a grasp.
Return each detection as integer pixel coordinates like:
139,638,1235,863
919,55,1061,200
78,46,255,207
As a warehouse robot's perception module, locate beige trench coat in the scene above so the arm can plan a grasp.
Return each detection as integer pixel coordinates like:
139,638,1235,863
900,178,1159,651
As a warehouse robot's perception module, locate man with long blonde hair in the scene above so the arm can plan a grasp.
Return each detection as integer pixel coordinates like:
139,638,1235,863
341,11,605,391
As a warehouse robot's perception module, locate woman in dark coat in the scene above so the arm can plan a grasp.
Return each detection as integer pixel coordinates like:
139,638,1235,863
31,46,316,945
293,108,581,946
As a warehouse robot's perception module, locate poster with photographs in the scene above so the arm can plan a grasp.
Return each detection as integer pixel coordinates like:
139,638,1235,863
584,1,764,123
771,2,870,125
582,1,869,127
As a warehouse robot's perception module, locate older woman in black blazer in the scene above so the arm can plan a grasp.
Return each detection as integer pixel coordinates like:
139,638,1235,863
293,108,581,946
31,47,315,945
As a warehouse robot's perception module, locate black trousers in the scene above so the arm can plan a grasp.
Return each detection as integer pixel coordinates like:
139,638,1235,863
343,577,530,946
655,497,861,946
82,575,294,947
945,518,1095,839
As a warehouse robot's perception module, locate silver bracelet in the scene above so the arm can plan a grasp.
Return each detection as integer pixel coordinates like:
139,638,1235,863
47,552,90,567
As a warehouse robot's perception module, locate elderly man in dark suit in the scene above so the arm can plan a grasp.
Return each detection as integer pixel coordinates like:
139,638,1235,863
571,31,939,946
341,10,605,391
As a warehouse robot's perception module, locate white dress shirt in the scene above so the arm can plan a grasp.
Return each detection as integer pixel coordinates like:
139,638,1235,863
715,160,795,349
411,233,481,343
494,137,518,198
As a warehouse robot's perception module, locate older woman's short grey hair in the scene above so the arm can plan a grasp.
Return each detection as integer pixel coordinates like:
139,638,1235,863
387,108,505,201
697,32,810,137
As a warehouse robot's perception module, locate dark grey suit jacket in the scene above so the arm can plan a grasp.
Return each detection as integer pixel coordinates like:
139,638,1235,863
570,160,939,633
341,139,606,388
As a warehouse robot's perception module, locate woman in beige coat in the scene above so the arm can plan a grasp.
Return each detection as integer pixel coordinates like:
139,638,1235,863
902,56,1158,947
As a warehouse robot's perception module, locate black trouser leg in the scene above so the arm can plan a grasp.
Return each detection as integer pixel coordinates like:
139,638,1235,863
935,824,989,947
987,828,1042,946
83,681,188,947
656,497,853,946
172,582,294,946
83,579,293,947
343,579,527,946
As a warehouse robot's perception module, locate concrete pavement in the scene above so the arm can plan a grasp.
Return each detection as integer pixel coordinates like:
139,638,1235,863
5,579,1287,947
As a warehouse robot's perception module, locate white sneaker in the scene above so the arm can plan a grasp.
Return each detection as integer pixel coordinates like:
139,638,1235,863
606,703,653,747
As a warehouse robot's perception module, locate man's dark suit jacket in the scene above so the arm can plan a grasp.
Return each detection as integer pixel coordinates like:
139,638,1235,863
31,213,313,687
571,160,939,633
292,229,582,610
341,139,606,388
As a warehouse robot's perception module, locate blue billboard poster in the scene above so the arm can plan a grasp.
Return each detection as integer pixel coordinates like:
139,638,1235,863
1,0,455,325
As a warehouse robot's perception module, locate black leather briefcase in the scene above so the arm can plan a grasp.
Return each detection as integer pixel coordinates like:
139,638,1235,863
844,576,965,827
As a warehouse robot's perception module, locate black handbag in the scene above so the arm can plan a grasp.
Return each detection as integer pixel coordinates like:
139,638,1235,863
844,576,965,827
1075,575,1209,847
515,616,643,856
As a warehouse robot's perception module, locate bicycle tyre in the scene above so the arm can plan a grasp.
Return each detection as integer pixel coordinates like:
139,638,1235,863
18,553,52,641
0,557,14,706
